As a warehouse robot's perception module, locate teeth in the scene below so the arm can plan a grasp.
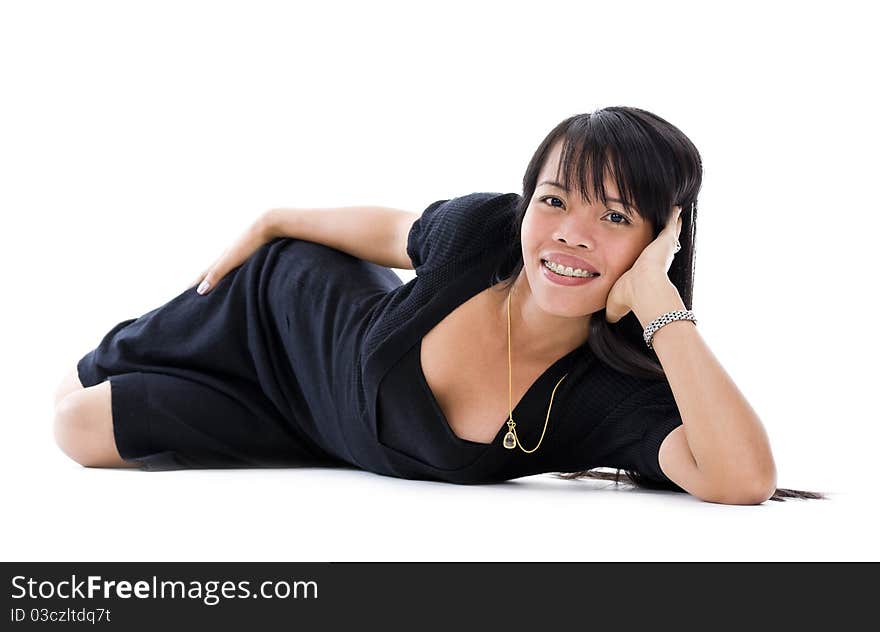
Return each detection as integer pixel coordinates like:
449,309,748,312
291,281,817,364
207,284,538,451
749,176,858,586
543,259,597,278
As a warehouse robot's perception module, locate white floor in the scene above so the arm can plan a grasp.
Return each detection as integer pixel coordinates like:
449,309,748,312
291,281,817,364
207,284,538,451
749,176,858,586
2,403,867,562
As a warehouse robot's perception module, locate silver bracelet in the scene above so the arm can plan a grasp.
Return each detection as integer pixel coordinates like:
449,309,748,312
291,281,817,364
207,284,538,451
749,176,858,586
643,310,697,349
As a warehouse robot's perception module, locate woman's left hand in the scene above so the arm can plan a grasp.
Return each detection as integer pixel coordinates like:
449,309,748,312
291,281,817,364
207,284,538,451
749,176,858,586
605,205,683,323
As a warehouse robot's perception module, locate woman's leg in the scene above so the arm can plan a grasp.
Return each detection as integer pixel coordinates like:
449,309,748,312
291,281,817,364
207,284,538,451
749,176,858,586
54,366,85,409
54,380,140,468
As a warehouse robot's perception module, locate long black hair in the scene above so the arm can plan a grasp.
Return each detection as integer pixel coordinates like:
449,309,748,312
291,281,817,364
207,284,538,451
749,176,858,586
491,107,826,502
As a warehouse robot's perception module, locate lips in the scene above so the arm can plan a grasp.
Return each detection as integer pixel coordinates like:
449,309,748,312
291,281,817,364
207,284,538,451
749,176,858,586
540,251,599,275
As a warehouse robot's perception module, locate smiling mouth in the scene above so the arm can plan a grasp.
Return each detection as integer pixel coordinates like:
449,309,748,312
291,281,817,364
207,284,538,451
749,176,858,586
540,259,600,278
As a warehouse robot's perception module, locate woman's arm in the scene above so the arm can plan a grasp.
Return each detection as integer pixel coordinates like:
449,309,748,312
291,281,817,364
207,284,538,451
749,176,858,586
633,279,778,504
263,206,419,270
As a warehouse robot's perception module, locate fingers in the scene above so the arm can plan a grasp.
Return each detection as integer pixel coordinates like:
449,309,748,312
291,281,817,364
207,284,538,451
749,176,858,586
196,263,224,295
186,259,217,294
189,268,209,290
188,219,268,296
196,277,212,295
665,205,683,240
191,244,243,295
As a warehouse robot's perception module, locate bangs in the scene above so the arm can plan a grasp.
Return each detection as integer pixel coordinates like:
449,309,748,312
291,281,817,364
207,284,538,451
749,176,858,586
552,119,661,222
555,135,643,218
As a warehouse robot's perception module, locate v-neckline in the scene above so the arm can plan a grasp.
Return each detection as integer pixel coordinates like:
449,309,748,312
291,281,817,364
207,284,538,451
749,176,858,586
416,328,585,448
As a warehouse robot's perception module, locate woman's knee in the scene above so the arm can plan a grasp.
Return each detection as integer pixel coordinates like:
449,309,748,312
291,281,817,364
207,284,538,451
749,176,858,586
53,382,135,468
54,366,85,409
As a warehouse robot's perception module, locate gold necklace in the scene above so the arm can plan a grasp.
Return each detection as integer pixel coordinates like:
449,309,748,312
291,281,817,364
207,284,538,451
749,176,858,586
502,286,569,452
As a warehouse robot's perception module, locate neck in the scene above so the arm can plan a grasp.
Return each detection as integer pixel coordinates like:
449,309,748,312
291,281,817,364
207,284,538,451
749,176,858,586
490,269,591,363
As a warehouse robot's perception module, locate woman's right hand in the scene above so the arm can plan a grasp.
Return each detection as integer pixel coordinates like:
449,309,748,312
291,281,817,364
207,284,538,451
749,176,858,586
187,211,277,296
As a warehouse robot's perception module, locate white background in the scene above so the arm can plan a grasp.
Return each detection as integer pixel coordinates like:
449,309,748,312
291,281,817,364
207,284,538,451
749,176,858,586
1,0,876,561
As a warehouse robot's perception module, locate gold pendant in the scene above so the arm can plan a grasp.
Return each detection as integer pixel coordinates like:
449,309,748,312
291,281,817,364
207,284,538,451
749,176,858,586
503,430,516,449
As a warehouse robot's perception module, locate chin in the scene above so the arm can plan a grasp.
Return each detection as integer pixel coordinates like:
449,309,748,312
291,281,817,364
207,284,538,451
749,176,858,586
526,264,603,318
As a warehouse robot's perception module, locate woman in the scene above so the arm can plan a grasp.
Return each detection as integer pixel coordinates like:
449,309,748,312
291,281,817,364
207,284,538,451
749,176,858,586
53,106,825,504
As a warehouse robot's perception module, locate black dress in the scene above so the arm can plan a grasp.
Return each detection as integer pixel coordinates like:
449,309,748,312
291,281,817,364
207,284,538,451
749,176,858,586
77,192,686,493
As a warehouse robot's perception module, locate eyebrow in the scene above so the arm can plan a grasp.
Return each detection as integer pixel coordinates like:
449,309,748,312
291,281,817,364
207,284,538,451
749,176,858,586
537,179,629,206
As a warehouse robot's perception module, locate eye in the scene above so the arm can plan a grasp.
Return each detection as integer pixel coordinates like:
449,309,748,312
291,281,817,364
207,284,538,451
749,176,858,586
538,196,632,226
541,195,565,208
603,211,632,226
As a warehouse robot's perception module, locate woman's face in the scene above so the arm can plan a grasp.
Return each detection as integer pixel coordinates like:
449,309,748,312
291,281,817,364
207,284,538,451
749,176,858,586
519,142,655,318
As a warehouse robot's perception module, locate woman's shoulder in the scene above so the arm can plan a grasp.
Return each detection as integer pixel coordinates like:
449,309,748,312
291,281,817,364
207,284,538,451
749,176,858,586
406,191,521,275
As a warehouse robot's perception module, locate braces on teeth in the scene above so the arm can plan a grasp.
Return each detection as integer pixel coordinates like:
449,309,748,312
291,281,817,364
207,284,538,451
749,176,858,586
542,259,598,278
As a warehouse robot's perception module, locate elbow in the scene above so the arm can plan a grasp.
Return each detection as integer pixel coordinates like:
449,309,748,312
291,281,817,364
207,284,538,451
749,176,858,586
744,459,779,504
729,479,778,506
717,482,775,505
749,469,779,504
699,464,778,506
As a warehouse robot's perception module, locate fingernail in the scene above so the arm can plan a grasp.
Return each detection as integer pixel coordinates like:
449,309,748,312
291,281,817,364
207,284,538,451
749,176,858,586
197,280,210,295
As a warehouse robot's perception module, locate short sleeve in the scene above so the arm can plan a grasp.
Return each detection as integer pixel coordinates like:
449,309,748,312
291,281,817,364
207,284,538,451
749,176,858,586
589,380,686,491
406,192,520,275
